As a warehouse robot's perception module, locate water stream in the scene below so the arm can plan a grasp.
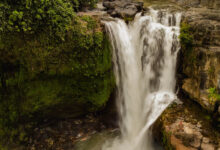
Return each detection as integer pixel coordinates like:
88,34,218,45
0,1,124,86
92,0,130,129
102,9,181,150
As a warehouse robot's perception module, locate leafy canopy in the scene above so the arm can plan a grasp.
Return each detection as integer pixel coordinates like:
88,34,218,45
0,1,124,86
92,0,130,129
0,0,98,38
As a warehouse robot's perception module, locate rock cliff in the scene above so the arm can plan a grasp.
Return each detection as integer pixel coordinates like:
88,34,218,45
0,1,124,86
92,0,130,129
180,7,220,115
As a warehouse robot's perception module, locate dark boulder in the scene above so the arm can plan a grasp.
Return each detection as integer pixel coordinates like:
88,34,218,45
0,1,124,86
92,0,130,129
103,0,143,18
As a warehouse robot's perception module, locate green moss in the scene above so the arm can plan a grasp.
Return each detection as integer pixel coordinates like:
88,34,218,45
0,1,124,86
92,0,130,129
162,130,175,150
208,87,220,105
0,15,115,147
123,16,134,23
208,66,215,76
179,22,196,65
179,22,196,63
179,22,193,49
0,146,8,150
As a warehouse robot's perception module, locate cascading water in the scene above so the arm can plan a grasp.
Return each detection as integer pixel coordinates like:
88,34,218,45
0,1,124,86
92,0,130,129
102,9,181,150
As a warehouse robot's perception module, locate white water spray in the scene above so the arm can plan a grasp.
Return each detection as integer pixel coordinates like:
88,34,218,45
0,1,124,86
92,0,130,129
103,9,181,150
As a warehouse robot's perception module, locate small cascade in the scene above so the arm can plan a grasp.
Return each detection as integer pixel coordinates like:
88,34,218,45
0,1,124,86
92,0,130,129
102,8,181,150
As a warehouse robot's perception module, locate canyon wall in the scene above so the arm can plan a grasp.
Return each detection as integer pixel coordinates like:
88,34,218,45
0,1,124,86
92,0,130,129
180,7,220,114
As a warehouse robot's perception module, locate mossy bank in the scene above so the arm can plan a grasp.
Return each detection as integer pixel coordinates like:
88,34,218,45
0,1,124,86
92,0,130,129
0,14,115,149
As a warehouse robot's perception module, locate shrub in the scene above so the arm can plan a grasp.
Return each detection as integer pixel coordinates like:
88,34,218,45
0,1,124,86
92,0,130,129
179,22,193,49
78,0,98,8
208,87,220,105
0,0,77,38
0,0,107,148
0,15,115,148
0,0,99,38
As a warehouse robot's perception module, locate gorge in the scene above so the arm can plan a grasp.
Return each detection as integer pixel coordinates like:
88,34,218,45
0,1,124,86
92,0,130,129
0,0,219,150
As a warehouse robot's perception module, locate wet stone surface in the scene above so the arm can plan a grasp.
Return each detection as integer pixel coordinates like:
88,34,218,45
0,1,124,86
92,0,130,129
27,115,116,150
103,0,143,18
154,99,220,150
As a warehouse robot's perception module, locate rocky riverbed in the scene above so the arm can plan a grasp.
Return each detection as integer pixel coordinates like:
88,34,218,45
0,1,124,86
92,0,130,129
27,114,117,150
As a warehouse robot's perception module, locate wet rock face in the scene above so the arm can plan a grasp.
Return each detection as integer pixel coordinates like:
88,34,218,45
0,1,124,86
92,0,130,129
153,102,220,150
103,0,143,18
168,119,217,150
181,7,220,114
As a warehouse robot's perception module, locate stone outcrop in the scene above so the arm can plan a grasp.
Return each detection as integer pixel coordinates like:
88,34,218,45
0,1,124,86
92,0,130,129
166,119,216,150
27,114,117,150
180,7,220,115
171,0,220,9
153,101,220,150
103,0,143,18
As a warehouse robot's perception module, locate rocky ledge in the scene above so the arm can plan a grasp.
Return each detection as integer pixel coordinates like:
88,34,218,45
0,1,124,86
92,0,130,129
103,0,143,18
26,114,116,150
153,99,220,150
180,7,220,115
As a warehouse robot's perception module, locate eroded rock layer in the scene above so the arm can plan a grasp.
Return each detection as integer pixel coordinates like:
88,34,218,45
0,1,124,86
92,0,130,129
181,7,220,114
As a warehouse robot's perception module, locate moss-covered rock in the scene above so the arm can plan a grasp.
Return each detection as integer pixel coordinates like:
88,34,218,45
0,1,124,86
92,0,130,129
0,15,115,148
153,101,220,150
180,8,220,115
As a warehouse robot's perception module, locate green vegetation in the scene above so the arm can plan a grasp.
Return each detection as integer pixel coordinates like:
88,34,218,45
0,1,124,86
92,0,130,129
0,0,114,148
0,0,98,38
78,0,98,8
208,87,220,105
208,66,215,76
179,22,197,70
123,16,134,23
0,16,115,148
162,130,174,150
179,22,193,49
0,0,75,38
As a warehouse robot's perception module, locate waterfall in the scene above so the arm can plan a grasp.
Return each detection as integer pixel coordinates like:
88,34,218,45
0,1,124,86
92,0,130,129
102,8,181,150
